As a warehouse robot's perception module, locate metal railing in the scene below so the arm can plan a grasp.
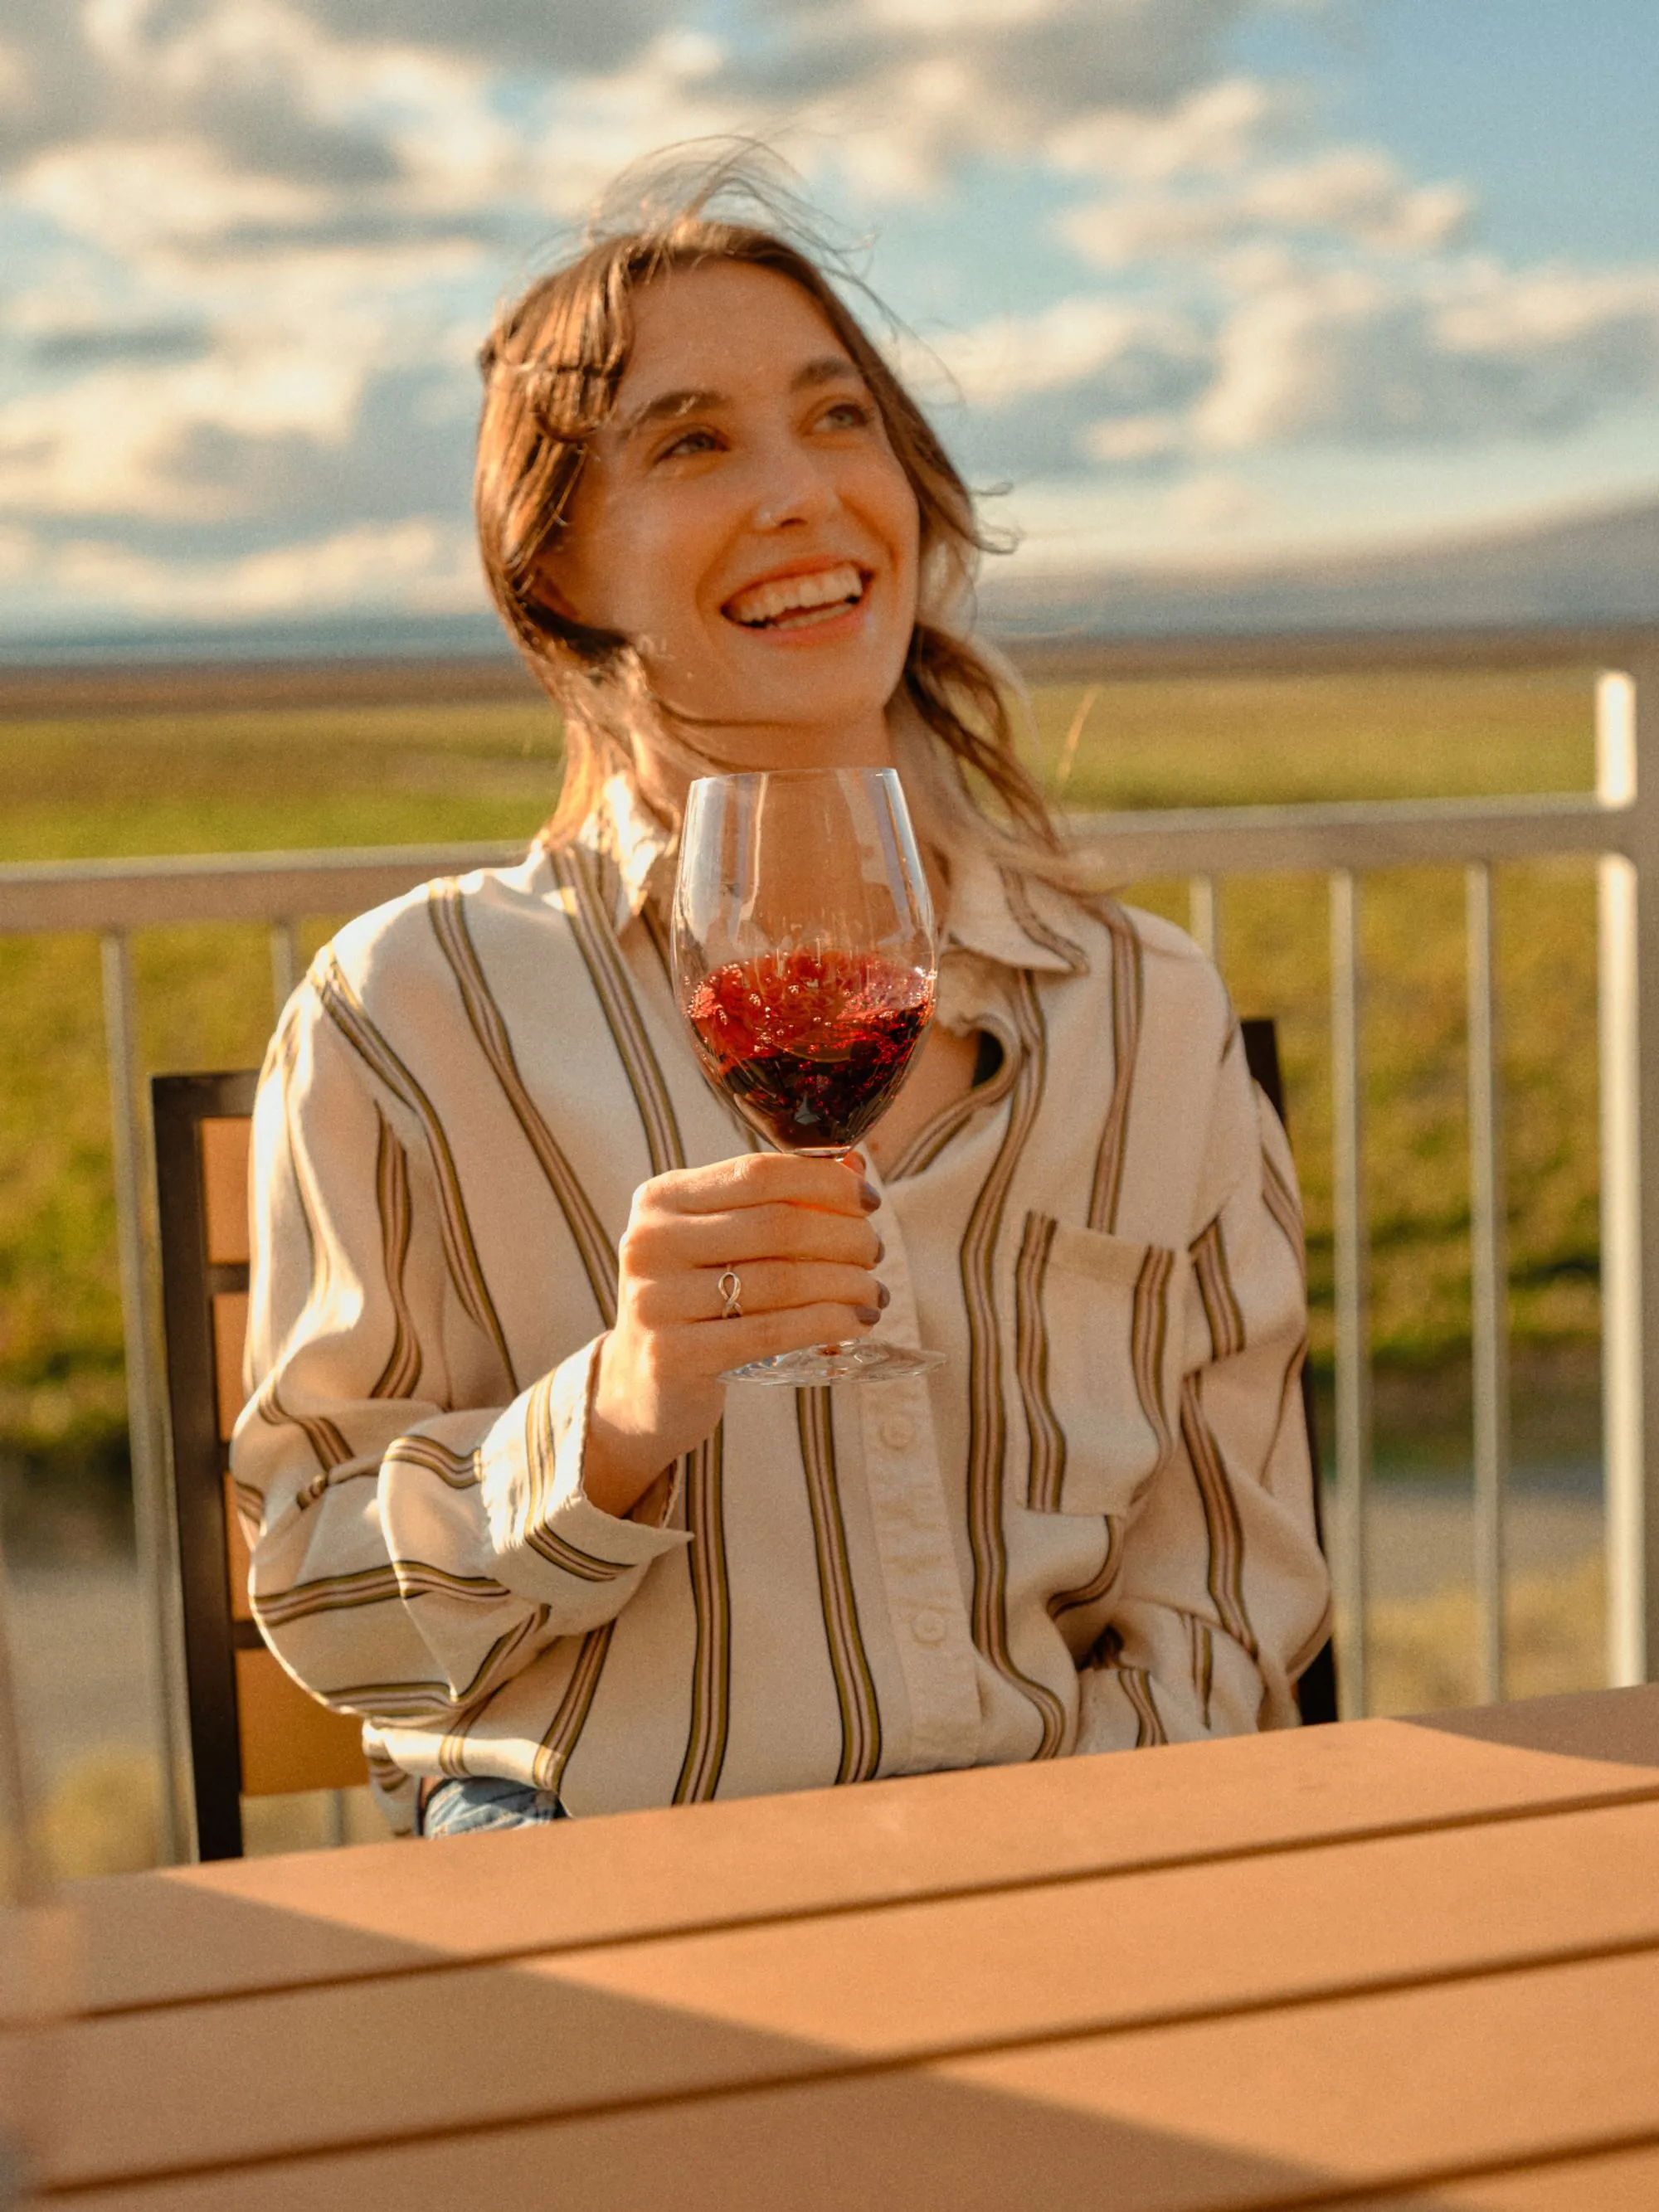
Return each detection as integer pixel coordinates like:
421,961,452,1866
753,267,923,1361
2,639,1654,1859
1061,673,1657,1723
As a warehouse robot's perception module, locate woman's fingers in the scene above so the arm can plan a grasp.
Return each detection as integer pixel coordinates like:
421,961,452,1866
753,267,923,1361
633,1258,887,1328
647,1152,878,1222
635,1201,882,1271
679,1299,883,1373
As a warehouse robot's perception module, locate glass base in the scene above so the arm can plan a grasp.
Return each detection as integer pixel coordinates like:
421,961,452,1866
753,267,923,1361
722,1341,946,1386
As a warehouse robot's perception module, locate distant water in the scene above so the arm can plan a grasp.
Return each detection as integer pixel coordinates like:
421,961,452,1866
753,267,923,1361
0,612,511,670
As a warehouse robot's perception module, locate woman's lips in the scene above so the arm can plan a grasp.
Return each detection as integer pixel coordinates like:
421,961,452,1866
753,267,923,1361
724,561,868,629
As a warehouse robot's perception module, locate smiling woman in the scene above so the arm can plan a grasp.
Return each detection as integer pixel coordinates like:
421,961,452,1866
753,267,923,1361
470,168,1053,859
230,149,1331,1840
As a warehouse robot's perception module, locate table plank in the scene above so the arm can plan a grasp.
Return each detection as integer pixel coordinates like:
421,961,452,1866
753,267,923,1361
79,1692,1659,2015
51,1952,1659,2212
46,1795,1659,2190
1346,2141,1659,2207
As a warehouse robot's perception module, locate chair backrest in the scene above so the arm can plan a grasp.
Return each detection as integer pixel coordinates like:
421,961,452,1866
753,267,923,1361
153,1072,367,1861
1238,1019,1340,1728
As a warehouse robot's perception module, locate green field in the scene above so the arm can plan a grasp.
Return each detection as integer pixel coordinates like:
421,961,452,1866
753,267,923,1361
0,665,1607,1552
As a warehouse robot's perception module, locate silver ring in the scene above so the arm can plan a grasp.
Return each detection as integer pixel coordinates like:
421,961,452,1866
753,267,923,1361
718,1268,742,1320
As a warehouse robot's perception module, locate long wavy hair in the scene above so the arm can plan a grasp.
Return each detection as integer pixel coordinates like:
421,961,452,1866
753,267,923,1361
474,148,1063,873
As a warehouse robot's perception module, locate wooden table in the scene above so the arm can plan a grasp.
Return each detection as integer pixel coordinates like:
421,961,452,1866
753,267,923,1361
43,1685,1659,2208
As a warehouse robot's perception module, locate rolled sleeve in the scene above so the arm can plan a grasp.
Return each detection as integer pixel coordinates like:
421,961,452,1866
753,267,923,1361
474,1338,689,1621
235,977,681,1738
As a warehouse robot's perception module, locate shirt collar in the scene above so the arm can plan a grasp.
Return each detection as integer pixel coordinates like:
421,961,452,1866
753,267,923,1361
938,835,1090,976
575,775,677,931
575,771,1087,976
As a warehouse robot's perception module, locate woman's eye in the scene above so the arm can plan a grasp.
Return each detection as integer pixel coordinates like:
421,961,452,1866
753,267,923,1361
819,399,873,430
655,426,721,463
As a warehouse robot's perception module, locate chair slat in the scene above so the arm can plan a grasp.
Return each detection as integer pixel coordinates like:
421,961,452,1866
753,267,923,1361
235,1650,367,1796
212,1290,249,1445
200,1117,252,1266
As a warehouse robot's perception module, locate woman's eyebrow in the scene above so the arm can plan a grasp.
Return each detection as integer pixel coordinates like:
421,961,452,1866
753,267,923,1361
615,355,864,444
791,353,864,391
616,386,719,443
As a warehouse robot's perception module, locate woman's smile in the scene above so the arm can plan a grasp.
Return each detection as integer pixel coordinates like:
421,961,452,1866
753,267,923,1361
723,558,869,634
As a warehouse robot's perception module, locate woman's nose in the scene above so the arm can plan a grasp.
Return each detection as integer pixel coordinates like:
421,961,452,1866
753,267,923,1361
747,445,834,532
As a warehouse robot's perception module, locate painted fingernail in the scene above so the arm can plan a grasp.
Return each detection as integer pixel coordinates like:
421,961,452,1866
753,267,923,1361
857,1181,880,1213
854,1305,882,1326
872,1234,886,1263
875,1280,891,1310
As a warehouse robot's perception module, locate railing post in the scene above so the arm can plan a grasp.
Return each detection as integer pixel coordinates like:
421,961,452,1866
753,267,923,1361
100,931,187,1862
1598,667,1659,1685
1330,870,1371,1717
269,920,299,1015
1188,877,1219,965
1467,862,1510,1702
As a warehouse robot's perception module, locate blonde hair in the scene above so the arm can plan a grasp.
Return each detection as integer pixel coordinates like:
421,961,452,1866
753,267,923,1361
474,147,1063,872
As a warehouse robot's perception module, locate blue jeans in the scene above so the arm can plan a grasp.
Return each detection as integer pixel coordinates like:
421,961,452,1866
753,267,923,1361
416,1777,567,1835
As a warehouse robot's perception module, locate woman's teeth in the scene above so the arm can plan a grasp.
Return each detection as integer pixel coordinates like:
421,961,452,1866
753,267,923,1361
727,563,864,629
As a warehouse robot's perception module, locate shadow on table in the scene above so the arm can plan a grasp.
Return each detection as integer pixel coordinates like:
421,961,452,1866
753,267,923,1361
1400,1682,1659,1767
50,1936,1549,2211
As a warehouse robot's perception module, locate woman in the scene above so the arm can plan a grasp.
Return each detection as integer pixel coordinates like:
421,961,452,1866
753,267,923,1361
234,159,1331,1837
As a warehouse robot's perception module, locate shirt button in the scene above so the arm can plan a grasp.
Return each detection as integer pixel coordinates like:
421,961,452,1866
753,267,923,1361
912,1608,946,1646
879,1414,916,1452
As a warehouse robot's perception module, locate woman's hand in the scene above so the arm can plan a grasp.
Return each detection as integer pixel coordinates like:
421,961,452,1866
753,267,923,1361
584,1152,885,1519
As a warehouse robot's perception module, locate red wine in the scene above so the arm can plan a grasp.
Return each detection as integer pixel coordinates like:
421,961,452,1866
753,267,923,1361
686,948,935,1153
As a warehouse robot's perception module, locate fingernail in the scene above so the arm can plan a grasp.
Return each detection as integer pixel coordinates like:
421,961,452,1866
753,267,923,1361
872,1234,886,1263
857,1181,880,1213
875,1280,891,1310
854,1305,882,1326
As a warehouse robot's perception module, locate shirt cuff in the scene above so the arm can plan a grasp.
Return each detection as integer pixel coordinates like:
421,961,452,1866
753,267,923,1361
477,1336,689,1620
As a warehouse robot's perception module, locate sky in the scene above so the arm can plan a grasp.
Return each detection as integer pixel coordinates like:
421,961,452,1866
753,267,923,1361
1,0,1657,645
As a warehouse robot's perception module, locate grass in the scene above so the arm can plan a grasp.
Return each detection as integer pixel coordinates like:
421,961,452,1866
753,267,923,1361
0,665,1608,1546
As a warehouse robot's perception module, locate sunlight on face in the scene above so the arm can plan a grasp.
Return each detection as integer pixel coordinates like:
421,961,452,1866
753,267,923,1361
546,261,922,773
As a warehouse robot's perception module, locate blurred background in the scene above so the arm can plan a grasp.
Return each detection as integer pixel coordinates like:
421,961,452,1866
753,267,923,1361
1,1,1657,1872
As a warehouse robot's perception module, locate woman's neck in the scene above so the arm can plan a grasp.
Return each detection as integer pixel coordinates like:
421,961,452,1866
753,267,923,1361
631,704,898,824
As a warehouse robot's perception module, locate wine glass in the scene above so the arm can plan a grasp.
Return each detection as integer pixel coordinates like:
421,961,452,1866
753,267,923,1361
672,766,945,1384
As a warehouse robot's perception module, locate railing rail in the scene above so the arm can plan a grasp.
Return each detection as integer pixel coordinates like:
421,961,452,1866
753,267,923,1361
2,652,1654,1851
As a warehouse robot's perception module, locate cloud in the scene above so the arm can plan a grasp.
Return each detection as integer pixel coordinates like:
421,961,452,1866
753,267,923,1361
34,513,483,620
898,252,1659,486
1196,262,1659,450
898,296,1209,473
1048,75,1294,182
1061,148,1472,267
299,0,684,75
708,0,1262,194
0,309,484,538
27,321,212,368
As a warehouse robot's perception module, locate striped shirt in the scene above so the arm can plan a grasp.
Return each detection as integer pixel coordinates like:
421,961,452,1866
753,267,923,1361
235,780,1332,1830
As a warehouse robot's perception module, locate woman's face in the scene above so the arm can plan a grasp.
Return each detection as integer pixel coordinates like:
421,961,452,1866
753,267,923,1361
543,260,922,775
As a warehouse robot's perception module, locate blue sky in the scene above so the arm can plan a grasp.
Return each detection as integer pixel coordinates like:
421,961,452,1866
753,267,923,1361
1,0,1655,641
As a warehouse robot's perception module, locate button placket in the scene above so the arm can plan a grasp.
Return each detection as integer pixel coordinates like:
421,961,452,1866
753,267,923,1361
857,1169,981,1772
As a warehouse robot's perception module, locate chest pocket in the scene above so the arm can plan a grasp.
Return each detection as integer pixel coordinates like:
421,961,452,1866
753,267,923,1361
1014,1212,1191,1518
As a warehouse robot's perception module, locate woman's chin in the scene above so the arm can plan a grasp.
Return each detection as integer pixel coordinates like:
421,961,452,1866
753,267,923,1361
664,701,897,773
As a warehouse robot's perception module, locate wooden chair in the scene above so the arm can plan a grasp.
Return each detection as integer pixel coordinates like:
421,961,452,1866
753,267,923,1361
153,1028,1336,1861
153,1072,367,1861
1239,1018,1340,1728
